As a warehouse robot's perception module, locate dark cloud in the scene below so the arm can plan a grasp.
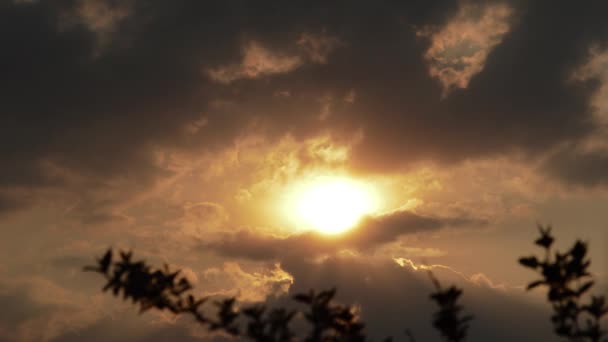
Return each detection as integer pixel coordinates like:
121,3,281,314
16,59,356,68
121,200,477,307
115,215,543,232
0,256,555,342
542,145,608,187
339,0,607,171
350,209,487,249
2,0,608,219
273,255,554,341
2,3,608,340
0,0,260,213
203,209,485,261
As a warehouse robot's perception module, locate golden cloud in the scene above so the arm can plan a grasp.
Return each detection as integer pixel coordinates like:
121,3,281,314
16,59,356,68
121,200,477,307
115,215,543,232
206,41,303,84
207,32,340,84
418,1,513,97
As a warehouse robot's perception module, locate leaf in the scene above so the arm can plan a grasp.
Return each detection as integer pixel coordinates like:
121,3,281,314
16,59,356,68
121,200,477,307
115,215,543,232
519,256,539,269
535,225,554,249
293,293,312,304
526,280,545,290
570,241,587,260
120,250,132,262
578,281,594,296
99,249,113,273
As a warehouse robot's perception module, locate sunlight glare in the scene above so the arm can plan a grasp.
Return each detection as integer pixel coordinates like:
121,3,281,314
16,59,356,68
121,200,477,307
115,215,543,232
286,176,379,235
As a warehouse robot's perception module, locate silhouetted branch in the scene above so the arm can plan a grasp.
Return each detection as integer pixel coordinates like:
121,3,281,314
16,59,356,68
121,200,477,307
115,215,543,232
519,225,608,341
293,288,367,342
85,224,604,342
428,271,472,342
85,249,378,341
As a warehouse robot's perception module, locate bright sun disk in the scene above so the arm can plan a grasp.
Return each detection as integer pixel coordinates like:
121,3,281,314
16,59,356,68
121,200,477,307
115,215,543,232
286,176,379,235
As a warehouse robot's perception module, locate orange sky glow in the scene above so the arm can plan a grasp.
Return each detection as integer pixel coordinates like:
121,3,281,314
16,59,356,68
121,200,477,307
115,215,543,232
1,1,608,341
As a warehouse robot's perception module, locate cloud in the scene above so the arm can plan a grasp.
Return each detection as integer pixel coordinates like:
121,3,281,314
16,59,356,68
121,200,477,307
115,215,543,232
0,3,607,342
200,262,293,302
0,277,102,342
297,32,340,64
2,0,608,222
350,208,486,249
206,41,303,84
53,0,134,57
273,254,553,341
394,246,447,258
203,209,486,261
176,202,229,236
572,45,608,127
207,32,339,84
59,0,132,36
542,45,608,187
541,144,608,187
417,1,513,96
0,255,553,342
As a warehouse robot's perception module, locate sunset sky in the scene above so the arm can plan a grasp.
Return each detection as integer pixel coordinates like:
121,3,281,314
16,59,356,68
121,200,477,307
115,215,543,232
1,0,608,341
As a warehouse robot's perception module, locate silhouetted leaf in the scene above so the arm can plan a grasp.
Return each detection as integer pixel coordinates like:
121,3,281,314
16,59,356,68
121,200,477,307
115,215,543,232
535,225,554,249
520,226,606,341
99,249,112,273
519,256,539,269
526,280,545,290
578,281,594,296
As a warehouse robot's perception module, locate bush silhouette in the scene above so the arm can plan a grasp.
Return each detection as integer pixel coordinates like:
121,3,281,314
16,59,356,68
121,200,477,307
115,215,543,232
85,226,606,341
428,272,472,342
519,225,608,341
84,249,383,341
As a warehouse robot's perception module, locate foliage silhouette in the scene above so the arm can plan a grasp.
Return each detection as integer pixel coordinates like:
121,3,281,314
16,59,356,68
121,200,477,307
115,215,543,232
428,271,472,342
85,248,471,341
85,225,606,341
85,249,384,341
519,225,608,341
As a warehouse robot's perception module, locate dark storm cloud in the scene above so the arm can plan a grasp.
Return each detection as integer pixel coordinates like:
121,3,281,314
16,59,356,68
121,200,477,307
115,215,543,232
203,209,485,261
330,0,608,172
2,0,608,216
541,145,608,187
272,255,554,341
351,209,487,248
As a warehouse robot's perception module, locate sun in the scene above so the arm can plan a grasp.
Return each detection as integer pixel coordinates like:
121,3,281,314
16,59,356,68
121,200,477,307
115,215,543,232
285,176,379,235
